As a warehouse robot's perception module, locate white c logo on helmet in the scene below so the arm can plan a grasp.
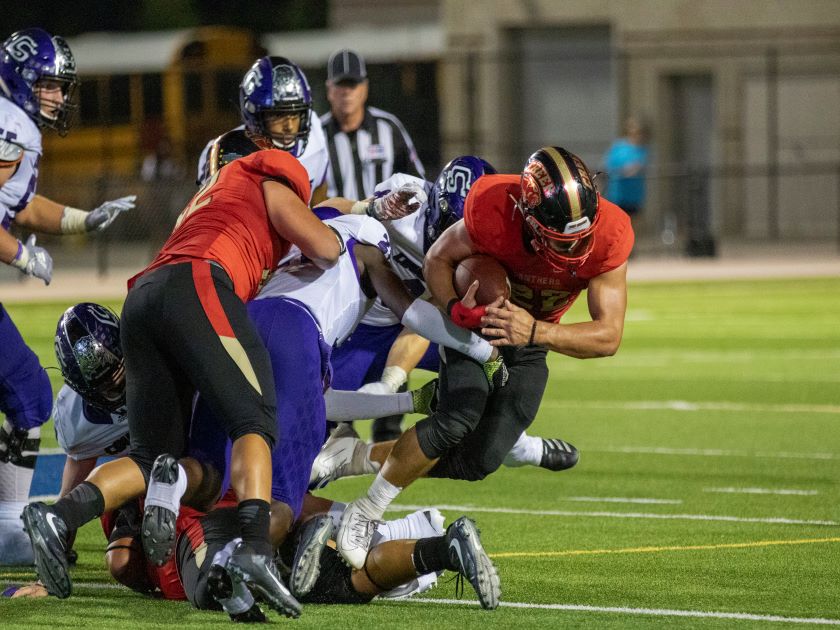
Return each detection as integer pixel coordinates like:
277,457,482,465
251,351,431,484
8,36,38,62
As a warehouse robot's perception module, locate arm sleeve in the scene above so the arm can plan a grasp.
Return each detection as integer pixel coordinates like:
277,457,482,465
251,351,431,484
400,299,493,363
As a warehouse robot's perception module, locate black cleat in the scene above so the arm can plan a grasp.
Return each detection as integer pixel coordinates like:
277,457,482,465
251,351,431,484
446,517,501,610
207,562,266,623
21,502,72,598
226,541,302,619
539,438,579,472
142,453,180,566
289,515,333,598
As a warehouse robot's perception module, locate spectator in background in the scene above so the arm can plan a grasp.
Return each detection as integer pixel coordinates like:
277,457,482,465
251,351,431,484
603,115,650,218
321,49,425,201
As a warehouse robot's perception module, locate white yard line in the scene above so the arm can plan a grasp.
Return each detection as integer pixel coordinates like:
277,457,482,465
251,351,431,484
543,399,840,414
565,496,682,505
402,598,840,625
32,583,840,625
388,504,837,526
596,446,840,461
705,487,819,496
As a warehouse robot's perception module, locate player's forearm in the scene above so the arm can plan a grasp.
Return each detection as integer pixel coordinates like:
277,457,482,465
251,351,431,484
316,196,356,214
423,255,459,310
534,319,623,359
384,329,431,373
0,228,22,264
14,194,65,233
401,299,493,363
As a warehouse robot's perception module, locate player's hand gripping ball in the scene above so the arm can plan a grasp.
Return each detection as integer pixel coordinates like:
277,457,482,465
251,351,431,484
454,255,511,305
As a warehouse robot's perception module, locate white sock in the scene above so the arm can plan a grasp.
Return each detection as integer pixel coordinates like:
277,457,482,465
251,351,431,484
327,501,347,531
323,388,414,422
376,508,445,543
363,472,402,519
503,432,543,467
145,463,188,514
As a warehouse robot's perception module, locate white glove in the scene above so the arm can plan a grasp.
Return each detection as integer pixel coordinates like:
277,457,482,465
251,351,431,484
357,381,397,396
369,182,428,220
357,366,408,395
10,234,53,285
84,195,136,231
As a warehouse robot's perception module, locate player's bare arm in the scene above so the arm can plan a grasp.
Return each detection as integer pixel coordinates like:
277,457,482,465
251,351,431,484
384,329,431,374
482,262,628,357
423,219,480,308
263,179,342,269
13,195,66,233
355,243,416,319
59,456,98,497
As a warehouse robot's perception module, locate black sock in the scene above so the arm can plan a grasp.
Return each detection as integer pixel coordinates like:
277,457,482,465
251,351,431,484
51,481,105,530
412,536,455,574
237,499,272,556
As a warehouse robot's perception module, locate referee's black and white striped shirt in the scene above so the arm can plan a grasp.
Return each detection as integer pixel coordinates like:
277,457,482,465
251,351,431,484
321,106,425,200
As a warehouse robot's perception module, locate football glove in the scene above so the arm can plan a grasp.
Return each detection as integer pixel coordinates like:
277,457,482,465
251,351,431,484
368,182,427,220
84,195,136,231
482,354,509,391
10,235,52,285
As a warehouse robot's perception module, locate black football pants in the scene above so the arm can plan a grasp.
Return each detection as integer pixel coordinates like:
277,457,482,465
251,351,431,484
415,343,549,481
121,261,277,479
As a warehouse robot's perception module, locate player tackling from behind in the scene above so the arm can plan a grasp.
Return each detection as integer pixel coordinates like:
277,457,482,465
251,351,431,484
21,130,343,619
335,146,634,569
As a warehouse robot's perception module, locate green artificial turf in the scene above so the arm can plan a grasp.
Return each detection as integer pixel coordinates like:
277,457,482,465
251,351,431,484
2,278,839,627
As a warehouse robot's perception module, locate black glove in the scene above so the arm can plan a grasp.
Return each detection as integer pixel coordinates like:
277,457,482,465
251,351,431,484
0,420,39,467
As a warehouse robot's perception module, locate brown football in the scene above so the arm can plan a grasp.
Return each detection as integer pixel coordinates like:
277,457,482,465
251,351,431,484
454,254,511,305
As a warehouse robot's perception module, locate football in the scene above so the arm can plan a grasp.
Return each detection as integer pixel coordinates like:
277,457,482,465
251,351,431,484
454,255,511,305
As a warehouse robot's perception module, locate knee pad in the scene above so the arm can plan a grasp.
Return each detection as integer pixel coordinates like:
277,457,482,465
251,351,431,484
414,408,482,460
0,500,34,565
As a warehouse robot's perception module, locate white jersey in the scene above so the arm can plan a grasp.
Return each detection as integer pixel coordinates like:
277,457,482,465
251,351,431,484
361,173,432,327
53,385,130,461
0,97,42,228
195,109,329,200
255,214,391,347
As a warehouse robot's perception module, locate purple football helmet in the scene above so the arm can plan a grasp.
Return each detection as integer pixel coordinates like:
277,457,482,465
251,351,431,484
239,55,312,157
425,155,497,251
55,303,125,412
0,28,79,135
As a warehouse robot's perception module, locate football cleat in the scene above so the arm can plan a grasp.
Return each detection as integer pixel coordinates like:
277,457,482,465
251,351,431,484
411,378,439,416
309,427,377,490
540,438,579,472
226,541,302,619
21,502,72,598
289,515,333,598
142,453,181,566
336,498,379,569
206,560,266,623
446,517,501,610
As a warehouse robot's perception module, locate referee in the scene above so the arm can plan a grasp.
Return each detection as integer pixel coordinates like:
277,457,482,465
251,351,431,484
321,49,425,199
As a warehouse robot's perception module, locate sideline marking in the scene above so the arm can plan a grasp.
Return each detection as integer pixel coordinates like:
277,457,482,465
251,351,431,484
488,536,840,559
705,487,819,496
389,504,837,526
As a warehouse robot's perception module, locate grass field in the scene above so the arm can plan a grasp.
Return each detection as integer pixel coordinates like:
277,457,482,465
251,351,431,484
2,276,840,628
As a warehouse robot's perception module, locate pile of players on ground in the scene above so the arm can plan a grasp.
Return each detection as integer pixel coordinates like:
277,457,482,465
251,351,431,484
1,27,633,622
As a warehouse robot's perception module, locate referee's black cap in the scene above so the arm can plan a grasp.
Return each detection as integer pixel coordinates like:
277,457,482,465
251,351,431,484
327,49,367,84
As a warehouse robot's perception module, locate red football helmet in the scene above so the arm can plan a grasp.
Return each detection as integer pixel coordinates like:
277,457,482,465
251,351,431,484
517,146,600,270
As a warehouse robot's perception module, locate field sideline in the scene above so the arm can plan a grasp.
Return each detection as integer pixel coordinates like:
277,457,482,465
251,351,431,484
1,275,839,628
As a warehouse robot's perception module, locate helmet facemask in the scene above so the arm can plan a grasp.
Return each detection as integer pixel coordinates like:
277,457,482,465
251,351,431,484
517,147,600,271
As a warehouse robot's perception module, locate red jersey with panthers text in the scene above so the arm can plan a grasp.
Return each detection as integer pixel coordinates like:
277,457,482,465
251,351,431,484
464,174,634,323
130,150,311,302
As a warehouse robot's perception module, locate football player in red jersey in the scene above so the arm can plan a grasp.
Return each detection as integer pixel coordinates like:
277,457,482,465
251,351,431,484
21,130,343,618
335,146,633,569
